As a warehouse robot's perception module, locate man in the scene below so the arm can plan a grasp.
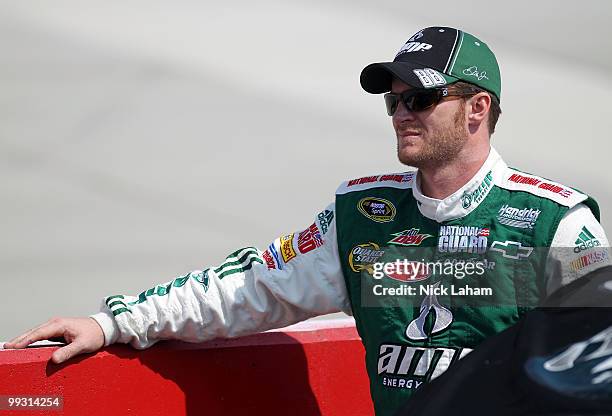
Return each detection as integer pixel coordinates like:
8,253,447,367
6,26,611,416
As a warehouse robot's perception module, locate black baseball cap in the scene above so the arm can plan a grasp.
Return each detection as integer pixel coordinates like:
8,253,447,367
360,27,501,101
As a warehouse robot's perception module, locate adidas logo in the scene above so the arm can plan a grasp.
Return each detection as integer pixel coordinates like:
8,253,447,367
574,226,601,253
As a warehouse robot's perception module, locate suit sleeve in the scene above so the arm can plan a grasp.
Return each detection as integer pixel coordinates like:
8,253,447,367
90,203,350,349
545,203,611,295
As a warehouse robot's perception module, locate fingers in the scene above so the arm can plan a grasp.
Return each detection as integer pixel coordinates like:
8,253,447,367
5,319,63,349
51,342,84,364
50,318,105,363
6,321,48,347
6,317,105,365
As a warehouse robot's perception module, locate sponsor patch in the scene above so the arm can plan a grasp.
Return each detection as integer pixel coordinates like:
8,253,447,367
358,197,396,223
570,249,609,272
347,173,414,187
378,345,471,389
349,242,385,273
262,249,277,270
461,170,493,209
574,226,601,253
406,282,453,340
508,173,573,198
297,223,323,254
490,241,533,259
388,228,432,246
497,204,541,229
317,209,334,235
280,234,297,263
268,243,283,270
382,261,431,283
438,225,488,254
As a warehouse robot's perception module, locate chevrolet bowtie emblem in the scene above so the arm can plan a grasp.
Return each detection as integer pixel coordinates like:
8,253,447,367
490,241,533,259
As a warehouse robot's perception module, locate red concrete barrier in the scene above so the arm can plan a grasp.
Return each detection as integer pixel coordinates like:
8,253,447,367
0,319,373,415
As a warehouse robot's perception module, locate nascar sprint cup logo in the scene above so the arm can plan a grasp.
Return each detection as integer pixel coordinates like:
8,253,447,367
358,197,396,223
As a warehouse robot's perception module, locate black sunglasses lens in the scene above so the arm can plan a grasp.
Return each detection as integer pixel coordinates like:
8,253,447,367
407,90,439,112
385,90,441,115
384,94,399,116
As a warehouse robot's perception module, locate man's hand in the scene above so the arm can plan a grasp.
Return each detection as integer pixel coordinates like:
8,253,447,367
5,317,105,364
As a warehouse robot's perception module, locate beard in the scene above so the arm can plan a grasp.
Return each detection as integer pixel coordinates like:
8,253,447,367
396,101,468,169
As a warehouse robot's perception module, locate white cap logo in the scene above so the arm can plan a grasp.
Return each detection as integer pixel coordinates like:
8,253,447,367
413,68,447,88
409,31,424,42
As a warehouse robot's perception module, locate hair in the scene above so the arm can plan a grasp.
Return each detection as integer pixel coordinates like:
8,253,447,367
449,81,502,135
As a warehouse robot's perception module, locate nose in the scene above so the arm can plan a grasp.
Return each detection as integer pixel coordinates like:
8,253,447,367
392,97,417,123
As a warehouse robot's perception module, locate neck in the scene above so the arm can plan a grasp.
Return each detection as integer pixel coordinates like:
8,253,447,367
418,143,490,200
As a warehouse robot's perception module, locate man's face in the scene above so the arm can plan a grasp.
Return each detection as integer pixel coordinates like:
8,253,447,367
391,79,469,169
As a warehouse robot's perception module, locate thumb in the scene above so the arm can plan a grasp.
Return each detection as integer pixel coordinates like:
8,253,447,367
51,342,84,364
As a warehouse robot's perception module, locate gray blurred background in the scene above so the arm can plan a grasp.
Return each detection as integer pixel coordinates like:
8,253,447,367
1,1,611,341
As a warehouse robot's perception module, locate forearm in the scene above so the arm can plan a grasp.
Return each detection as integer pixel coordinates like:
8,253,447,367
92,204,349,349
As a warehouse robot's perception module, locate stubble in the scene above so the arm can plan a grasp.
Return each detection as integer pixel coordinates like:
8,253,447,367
397,100,468,169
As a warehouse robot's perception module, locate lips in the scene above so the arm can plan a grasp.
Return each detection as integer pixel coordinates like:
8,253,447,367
396,125,422,136
400,131,421,137
398,131,422,142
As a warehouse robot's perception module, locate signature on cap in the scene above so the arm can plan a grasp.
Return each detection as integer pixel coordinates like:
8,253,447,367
463,66,489,81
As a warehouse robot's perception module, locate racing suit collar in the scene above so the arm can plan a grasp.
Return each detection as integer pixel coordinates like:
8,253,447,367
413,147,506,222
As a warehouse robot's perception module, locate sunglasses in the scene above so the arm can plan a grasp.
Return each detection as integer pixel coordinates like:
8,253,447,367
383,88,475,116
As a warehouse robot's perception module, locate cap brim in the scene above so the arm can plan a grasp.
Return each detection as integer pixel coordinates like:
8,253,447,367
360,62,458,94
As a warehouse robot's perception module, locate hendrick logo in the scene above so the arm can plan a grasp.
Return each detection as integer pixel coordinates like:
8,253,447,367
349,242,385,273
438,225,489,254
388,228,432,246
461,170,493,209
574,226,601,253
358,197,396,223
490,241,533,259
497,205,541,229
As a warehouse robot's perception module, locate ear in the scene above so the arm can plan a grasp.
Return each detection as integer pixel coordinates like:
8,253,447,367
467,92,491,130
